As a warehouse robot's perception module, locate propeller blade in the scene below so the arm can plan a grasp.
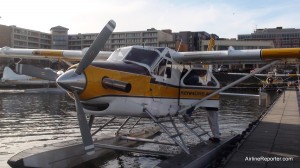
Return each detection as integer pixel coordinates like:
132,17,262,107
73,91,95,155
75,20,116,75
15,64,58,81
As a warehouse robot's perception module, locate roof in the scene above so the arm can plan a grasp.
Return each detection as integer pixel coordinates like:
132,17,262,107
50,26,69,31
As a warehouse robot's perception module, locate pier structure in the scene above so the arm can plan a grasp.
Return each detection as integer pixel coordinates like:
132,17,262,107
225,89,300,168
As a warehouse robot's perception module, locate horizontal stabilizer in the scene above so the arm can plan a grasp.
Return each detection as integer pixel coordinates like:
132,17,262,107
15,64,58,81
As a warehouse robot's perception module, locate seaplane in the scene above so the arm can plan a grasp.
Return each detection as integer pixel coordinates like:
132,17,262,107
222,68,300,89
0,66,57,87
1,20,300,158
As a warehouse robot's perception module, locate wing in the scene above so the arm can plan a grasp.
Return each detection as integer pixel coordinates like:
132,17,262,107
174,48,300,64
0,47,112,61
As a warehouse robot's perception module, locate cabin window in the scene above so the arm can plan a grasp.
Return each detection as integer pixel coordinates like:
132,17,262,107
183,69,216,86
125,48,160,66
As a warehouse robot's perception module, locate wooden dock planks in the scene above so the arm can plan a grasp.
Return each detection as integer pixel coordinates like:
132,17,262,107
225,90,300,168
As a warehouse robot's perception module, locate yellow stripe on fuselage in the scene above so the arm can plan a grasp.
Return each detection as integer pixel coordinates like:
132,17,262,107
261,48,300,60
80,66,151,100
79,65,219,100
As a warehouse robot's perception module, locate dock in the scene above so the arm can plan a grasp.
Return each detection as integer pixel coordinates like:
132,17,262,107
224,89,300,168
155,135,239,168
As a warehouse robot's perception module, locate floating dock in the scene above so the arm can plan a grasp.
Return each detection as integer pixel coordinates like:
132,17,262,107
155,135,239,168
224,89,300,168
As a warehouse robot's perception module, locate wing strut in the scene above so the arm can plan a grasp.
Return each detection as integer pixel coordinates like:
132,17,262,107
178,60,280,114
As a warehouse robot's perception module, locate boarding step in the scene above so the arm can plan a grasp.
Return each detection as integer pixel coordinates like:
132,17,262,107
178,114,211,143
143,108,190,154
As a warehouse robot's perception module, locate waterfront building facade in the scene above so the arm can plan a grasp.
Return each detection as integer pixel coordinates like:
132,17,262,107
201,39,274,50
173,31,213,51
0,24,174,51
238,27,300,48
50,26,69,49
0,24,52,49
68,28,173,51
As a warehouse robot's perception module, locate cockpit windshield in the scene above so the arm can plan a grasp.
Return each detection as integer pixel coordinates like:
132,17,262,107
107,47,131,62
107,46,161,67
124,48,160,67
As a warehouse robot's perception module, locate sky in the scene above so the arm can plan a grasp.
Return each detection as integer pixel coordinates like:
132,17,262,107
1,0,300,38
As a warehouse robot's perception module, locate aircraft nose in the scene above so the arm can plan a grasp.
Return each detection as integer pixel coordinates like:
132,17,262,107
56,69,86,92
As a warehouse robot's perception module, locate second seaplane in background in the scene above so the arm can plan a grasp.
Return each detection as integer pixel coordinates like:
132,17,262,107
1,20,300,155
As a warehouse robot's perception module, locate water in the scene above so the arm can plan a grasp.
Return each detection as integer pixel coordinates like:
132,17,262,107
0,88,276,168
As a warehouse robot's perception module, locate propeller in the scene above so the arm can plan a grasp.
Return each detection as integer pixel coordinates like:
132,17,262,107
56,20,116,155
74,91,95,155
15,63,58,81
75,20,116,75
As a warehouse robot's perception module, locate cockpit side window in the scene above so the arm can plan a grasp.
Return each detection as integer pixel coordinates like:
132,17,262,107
154,59,167,76
153,59,172,78
125,48,160,67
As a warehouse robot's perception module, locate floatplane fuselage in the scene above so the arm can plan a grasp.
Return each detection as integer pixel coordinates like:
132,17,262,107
57,46,220,118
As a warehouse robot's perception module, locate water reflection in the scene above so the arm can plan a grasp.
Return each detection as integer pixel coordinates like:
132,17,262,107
0,91,79,168
0,90,275,168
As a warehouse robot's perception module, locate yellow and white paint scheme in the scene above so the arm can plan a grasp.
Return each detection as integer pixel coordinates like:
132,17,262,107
61,45,300,117
62,46,221,117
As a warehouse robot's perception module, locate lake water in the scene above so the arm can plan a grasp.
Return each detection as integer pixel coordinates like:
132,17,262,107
0,88,277,168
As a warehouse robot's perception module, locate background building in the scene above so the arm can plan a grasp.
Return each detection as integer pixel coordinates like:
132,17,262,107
50,26,69,49
0,24,177,74
68,28,173,51
238,27,300,48
0,24,52,49
201,39,274,50
173,31,213,51
0,24,174,51
0,24,12,67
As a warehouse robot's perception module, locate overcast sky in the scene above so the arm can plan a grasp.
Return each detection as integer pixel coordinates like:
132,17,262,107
1,0,300,38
